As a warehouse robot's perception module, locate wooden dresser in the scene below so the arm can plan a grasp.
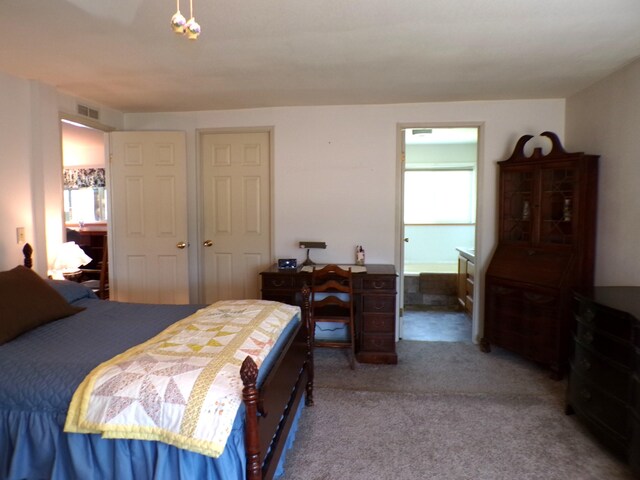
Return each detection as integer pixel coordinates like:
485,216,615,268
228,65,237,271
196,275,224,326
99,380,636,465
481,132,598,379
567,287,640,476
260,264,397,364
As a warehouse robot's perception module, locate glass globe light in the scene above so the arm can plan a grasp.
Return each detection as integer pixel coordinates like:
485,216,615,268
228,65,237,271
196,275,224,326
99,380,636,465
185,17,201,40
171,10,187,34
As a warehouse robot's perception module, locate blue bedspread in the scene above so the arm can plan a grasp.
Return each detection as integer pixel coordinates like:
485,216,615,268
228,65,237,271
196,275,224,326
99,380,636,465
0,280,302,480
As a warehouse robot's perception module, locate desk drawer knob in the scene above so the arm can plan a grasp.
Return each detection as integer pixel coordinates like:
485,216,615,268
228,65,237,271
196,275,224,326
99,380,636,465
270,279,285,287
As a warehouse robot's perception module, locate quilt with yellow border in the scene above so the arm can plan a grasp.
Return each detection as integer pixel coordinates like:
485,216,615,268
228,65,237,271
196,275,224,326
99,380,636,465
64,299,300,458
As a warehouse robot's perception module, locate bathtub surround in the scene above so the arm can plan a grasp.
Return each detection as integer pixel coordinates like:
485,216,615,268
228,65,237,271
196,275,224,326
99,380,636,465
404,273,458,307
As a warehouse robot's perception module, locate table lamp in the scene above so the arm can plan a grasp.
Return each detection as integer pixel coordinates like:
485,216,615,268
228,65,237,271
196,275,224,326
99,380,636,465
52,241,92,281
299,241,327,266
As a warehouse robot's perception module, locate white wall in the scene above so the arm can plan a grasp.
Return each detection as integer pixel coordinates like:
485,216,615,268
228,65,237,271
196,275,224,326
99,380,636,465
566,57,640,286
0,72,33,269
0,67,566,342
125,100,565,342
0,75,123,273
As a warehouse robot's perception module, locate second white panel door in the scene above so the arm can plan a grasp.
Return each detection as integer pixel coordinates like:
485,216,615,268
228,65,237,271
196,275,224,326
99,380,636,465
200,131,271,302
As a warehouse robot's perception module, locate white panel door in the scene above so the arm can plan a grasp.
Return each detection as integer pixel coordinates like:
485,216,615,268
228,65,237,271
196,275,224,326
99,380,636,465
109,131,189,304
201,132,270,302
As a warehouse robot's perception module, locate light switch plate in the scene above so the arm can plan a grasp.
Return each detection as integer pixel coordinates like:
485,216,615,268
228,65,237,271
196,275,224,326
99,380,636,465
16,227,25,244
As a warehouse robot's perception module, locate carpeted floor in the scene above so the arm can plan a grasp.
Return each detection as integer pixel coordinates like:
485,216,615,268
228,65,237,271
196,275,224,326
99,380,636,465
280,341,635,480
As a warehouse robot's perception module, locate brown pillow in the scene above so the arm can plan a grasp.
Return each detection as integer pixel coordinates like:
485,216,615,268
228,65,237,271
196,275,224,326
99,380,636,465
0,265,85,344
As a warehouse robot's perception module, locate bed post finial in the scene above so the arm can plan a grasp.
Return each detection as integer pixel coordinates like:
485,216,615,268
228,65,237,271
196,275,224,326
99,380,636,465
23,243,33,269
241,356,262,480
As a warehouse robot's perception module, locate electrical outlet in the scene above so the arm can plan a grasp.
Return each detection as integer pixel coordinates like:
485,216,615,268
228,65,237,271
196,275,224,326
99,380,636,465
16,227,25,244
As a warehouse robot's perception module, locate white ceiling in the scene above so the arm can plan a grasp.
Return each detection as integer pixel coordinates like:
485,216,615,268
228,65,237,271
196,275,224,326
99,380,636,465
1,0,639,114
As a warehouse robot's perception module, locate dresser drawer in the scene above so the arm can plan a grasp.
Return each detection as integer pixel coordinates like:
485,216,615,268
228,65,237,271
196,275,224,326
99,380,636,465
575,321,634,367
569,367,631,440
577,301,634,340
632,374,640,414
361,314,395,334
362,295,395,313
572,339,632,401
360,333,395,353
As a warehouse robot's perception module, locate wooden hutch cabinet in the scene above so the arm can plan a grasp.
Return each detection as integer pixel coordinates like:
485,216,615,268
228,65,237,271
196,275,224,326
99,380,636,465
481,132,598,379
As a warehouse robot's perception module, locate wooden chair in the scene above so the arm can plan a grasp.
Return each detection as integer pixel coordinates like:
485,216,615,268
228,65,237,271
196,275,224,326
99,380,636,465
310,264,356,369
80,240,109,299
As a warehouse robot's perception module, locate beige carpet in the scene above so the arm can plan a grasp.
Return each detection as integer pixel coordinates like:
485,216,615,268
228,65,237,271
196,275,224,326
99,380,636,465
280,341,634,480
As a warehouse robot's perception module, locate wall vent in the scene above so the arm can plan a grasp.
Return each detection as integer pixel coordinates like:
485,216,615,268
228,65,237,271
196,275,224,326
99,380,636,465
77,103,100,120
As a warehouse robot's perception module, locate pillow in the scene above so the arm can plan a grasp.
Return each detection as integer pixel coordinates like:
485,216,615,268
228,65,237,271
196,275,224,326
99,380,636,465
45,278,98,303
0,265,85,345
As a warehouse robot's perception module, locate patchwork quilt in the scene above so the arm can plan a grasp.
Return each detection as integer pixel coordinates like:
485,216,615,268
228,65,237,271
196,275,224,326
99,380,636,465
65,299,300,457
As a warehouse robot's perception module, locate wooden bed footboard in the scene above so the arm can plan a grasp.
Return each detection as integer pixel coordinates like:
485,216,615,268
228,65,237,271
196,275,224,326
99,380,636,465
22,243,313,480
241,284,313,480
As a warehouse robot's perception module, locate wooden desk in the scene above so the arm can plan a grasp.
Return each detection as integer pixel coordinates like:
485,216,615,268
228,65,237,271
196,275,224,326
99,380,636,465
260,264,397,364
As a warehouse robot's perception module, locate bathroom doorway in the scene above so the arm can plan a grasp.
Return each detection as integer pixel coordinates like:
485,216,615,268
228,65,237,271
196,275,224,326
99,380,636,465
400,126,478,341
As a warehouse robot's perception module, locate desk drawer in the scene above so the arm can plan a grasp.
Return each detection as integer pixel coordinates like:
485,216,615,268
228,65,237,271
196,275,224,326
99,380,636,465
360,333,395,353
362,295,395,313
363,276,395,291
261,274,294,290
361,314,395,334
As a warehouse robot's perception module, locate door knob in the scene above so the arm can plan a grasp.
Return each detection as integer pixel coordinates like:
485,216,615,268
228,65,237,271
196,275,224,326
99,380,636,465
203,240,213,247
404,237,409,242
176,242,187,249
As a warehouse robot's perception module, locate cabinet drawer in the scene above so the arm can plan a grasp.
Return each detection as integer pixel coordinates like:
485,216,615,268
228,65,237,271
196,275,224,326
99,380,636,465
466,261,475,278
569,367,631,440
362,295,395,313
363,276,395,291
573,339,631,401
261,274,294,289
577,301,634,340
575,321,633,367
360,333,395,353
361,314,394,334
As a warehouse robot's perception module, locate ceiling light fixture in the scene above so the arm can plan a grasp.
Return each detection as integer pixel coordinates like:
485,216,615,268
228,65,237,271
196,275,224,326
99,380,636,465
171,0,201,40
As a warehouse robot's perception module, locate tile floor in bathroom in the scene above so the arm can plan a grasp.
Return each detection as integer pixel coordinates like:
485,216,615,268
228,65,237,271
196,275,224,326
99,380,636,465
400,305,472,342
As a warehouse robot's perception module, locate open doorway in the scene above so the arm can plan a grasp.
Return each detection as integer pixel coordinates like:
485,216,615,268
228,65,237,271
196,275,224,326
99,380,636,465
59,118,110,298
400,127,478,342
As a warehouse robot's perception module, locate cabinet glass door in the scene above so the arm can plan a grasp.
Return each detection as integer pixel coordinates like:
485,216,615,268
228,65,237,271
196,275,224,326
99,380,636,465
539,165,576,245
501,169,533,243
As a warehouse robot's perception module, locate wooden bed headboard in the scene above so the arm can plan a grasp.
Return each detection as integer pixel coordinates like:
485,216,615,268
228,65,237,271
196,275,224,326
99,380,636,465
23,243,33,269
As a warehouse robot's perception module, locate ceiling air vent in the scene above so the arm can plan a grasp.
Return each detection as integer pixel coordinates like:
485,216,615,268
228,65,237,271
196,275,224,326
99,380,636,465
77,103,100,120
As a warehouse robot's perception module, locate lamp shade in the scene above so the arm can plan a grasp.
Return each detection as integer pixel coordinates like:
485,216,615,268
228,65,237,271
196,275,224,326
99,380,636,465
52,242,92,272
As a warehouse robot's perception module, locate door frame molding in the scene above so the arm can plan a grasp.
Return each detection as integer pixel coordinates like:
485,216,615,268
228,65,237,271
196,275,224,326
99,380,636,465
395,121,484,342
195,127,275,304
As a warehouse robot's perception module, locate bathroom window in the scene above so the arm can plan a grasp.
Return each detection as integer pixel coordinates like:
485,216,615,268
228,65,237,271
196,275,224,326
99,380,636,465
63,168,108,224
404,169,475,224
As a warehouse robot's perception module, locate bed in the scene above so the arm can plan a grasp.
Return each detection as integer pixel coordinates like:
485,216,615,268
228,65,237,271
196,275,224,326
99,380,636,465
0,243,313,480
